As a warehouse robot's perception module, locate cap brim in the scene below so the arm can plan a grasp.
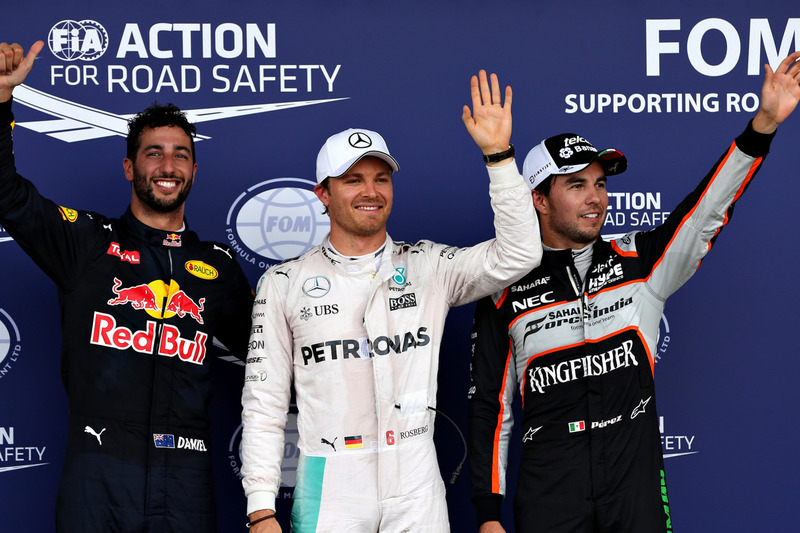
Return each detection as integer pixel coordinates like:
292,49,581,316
597,149,627,176
330,151,400,178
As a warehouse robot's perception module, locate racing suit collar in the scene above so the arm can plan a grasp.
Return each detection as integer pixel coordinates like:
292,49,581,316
120,206,198,248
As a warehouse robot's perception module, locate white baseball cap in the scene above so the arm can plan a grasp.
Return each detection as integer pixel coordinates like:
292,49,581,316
315,128,400,184
522,133,627,191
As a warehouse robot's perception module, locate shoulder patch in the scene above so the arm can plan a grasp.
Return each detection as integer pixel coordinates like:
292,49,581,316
186,261,219,280
58,206,79,222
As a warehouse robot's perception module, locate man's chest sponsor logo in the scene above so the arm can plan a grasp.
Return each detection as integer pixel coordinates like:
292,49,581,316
91,312,208,365
511,291,555,313
527,339,638,394
300,304,339,321
301,327,430,365
107,242,141,264
587,262,624,293
389,293,417,311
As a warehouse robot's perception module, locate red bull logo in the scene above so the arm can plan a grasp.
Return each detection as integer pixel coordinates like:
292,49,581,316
107,277,205,324
165,292,205,324
108,278,160,312
90,312,207,365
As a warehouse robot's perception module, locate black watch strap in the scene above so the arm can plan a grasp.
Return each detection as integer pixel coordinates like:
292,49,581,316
482,143,515,164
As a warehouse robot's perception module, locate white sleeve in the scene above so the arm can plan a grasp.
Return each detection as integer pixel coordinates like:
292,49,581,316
430,160,542,307
240,268,293,514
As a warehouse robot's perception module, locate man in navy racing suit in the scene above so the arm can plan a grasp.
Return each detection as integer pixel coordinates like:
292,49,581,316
467,52,800,532
0,41,254,532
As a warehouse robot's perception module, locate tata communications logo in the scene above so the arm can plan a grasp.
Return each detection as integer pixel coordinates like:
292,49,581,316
48,20,109,61
229,406,299,499
0,308,22,382
226,178,330,270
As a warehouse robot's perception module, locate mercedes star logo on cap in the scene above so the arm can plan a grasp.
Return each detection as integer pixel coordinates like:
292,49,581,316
348,132,372,149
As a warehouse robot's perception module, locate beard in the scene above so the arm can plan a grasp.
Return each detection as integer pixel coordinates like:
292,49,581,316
131,167,193,213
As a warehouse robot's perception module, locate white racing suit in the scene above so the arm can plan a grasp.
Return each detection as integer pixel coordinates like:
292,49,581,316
241,162,541,532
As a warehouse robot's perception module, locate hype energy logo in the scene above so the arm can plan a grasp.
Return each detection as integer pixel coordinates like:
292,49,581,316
229,406,300,499
226,178,330,269
0,308,22,382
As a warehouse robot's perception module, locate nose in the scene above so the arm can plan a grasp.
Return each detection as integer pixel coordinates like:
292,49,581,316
586,185,601,205
159,154,176,173
362,178,378,197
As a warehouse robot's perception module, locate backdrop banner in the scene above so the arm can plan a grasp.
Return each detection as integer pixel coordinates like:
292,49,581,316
1,2,798,531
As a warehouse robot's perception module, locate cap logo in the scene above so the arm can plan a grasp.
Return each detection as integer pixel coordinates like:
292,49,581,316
348,132,372,149
559,147,573,159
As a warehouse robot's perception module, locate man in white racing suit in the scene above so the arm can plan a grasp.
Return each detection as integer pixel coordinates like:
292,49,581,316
240,70,542,532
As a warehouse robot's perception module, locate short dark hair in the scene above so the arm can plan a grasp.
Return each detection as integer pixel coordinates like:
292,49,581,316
126,103,197,163
318,177,330,215
534,175,555,197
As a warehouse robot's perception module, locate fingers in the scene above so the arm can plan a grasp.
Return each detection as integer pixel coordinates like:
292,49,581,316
0,41,42,77
471,69,510,108
504,85,513,112
777,50,800,75
490,72,501,105
26,41,45,69
461,104,473,128
0,42,24,75
478,69,491,106
469,74,481,110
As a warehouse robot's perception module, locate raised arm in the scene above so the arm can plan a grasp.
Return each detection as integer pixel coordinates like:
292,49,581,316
752,50,800,134
0,41,44,102
462,70,514,166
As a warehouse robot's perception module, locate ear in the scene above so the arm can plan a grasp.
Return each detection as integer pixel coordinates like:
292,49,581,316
313,183,329,206
531,190,548,215
123,158,134,183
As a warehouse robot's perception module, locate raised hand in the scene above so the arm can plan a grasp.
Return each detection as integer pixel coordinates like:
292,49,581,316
0,40,44,101
462,69,513,158
753,50,800,134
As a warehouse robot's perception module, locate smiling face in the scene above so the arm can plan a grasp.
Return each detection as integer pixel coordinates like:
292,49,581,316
314,156,393,255
533,161,608,249
123,125,197,227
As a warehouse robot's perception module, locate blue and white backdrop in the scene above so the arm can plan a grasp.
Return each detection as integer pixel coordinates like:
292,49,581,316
1,2,798,531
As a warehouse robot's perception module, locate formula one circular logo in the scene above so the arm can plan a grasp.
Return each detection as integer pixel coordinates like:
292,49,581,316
48,19,109,61
228,405,300,496
226,178,330,269
0,308,23,383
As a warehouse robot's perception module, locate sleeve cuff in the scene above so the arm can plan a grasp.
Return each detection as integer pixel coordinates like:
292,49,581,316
0,97,13,126
245,486,277,515
735,119,776,158
473,493,504,525
486,159,523,192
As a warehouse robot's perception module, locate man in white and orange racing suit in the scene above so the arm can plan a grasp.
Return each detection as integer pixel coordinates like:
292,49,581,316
467,52,800,533
240,71,542,532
